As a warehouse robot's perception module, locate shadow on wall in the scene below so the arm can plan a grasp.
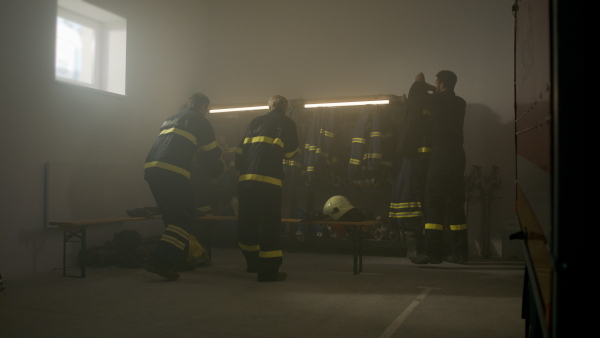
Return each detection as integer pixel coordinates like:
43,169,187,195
463,103,517,259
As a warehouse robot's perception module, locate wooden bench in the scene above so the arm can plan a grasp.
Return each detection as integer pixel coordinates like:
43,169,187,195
49,216,163,278
49,216,380,277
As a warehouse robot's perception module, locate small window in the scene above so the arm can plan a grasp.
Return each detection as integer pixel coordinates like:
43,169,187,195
55,0,127,95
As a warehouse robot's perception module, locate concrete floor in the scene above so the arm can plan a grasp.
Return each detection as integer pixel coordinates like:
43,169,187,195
0,247,526,338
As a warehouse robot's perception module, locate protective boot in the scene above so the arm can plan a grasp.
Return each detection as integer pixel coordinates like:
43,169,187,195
411,229,443,264
404,230,418,260
449,229,468,264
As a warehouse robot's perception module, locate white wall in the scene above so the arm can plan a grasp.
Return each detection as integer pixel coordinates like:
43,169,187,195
0,0,517,279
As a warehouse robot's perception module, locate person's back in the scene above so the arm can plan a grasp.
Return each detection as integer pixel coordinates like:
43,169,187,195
429,89,466,153
237,111,298,186
411,70,469,265
145,107,217,181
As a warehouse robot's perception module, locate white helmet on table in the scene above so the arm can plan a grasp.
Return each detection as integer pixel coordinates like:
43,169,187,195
323,195,354,221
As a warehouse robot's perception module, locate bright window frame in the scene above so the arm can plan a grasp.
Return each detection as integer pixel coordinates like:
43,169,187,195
55,0,127,95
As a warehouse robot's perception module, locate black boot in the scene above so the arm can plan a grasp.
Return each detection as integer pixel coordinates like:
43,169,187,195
404,231,417,260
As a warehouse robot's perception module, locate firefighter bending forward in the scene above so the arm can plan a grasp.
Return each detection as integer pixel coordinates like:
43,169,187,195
236,95,299,282
143,93,222,280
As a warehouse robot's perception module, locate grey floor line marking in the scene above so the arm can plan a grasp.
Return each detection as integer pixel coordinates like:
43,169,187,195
378,286,438,338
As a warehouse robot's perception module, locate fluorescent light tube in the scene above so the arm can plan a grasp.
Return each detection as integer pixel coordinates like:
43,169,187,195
209,106,269,113
304,100,389,108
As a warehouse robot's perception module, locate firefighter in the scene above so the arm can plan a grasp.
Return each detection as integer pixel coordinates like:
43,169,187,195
410,71,468,265
389,75,435,259
236,95,300,282
143,92,223,280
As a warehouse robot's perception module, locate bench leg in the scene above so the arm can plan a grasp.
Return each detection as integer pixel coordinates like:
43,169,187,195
63,231,67,277
81,227,87,278
351,225,363,275
63,228,86,278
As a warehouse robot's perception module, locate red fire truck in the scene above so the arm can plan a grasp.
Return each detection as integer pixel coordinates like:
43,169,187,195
513,0,580,337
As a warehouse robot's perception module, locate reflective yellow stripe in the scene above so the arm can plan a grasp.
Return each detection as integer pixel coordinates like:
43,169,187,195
370,131,382,137
450,224,468,231
418,147,431,153
195,206,211,213
349,158,361,165
201,140,218,151
144,161,190,179
259,250,283,258
159,127,197,145
239,243,260,252
352,137,366,144
161,235,185,250
306,166,315,172
321,129,334,138
244,136,284,148
239,174,282,187
363,153,382,159
390,202,422,209
166,224,190,240
425,223,444,230
285,147,299,159
389,211,423,218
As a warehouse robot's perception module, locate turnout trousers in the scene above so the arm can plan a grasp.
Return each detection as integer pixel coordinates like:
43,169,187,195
146,172,195,265
237,181,283,278
423,149,468,260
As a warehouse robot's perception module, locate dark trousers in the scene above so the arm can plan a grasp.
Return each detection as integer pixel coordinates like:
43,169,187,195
146,173,195,265
237,181,283,278
423,150,467,259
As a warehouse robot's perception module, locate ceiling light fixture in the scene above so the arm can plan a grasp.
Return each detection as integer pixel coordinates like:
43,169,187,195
304,100,389,108
209,106,269,114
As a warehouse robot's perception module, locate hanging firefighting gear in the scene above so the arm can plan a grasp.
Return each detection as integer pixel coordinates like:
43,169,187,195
348,107,371,178
347,105,394,184
303,107,340,185
388,82,434,258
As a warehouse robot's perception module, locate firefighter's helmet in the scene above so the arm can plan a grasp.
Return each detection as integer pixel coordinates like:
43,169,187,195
323,195,354,221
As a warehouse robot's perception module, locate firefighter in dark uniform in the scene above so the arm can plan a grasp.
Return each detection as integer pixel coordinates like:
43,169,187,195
143,92,223,279
236,95,299,282
389,75,435,259
411,71,469,265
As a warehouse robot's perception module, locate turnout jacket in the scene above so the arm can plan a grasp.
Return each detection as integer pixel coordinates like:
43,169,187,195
236,108,300,187
145,107,222,180
396,81,433,157
426,89,466,153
